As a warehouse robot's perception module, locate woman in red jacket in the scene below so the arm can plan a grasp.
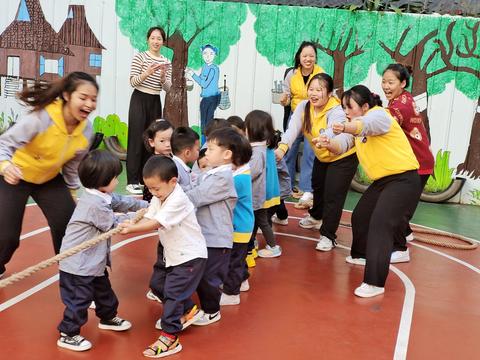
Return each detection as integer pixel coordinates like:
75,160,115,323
382,63,434,262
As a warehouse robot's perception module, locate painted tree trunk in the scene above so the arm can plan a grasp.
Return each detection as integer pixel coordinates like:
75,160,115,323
164,31,189,128
457,97,480,179
332,53,345,97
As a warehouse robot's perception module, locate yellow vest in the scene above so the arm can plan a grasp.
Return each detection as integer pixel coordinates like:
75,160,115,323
290,64,324,111
355,107,419,181
303,97,356,163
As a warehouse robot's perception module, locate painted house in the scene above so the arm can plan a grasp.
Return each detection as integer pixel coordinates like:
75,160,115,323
0,0,104,97
58,5,105,78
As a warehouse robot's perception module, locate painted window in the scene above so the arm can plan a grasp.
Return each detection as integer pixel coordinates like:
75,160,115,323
67,8,74,19
7,57,20,77
45,59,59,74
17,0,30,21
39,56,45,76
89,54,102,68
58,57,64,77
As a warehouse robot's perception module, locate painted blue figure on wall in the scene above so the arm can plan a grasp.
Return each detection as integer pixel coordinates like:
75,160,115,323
186,44,220,143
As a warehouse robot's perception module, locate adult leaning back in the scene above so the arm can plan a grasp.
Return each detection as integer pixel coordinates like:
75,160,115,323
0,71,97,278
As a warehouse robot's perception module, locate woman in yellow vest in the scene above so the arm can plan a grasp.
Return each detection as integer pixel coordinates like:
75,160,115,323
0,72,97,278
279,41,324,209
315,85,420,298
276,73,357,252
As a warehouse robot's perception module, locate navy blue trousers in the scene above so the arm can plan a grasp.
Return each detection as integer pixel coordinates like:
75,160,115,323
196,247,231,314
58,270,118,336
160,258,206,334
223,243,249,295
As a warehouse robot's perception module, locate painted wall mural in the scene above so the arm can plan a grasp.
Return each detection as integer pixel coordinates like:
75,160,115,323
0,0,479,205
0,0,104,96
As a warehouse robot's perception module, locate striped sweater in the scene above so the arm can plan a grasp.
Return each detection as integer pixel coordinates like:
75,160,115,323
129,51,172,95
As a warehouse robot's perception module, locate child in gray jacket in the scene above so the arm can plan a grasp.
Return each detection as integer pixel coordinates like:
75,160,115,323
57,150,148,352
186,127,240,326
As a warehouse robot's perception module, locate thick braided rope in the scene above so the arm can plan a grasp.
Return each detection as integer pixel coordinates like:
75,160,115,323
339,221,478,250
0,208,147,289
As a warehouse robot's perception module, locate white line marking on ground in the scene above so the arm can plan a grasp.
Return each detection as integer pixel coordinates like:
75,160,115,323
20,227,50,241
0,232,157,312
274,231,414,360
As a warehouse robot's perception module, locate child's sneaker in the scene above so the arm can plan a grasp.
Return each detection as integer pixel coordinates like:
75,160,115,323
246,253,256,267
220,293,240,306
98,316,132,331
143,332,182,358
57,333,92,352
315,236,334,252
193,311,221,326
271,214,288,226
155,305,203,330
345,256,366,266
126,184,143,194
146,289,162,303
240,279,250,292
391,249,410,264
354,282,385,298
258,245,282,258
299,215,322,230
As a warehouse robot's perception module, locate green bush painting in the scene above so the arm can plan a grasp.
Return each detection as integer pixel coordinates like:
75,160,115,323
424,150,454,193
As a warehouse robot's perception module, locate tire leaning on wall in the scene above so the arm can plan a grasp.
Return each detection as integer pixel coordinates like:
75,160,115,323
349,177,466,203
104,136,127,161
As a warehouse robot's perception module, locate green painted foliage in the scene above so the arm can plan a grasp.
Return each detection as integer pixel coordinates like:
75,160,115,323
116,0,247,69
92,114,128,150
470,189,480,205
424,149,454,193
0,109,18,135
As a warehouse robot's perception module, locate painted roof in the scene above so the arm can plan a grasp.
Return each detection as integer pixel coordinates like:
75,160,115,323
58,5,105,50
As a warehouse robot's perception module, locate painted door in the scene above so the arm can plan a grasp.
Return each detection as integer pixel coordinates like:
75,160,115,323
7,57,20,77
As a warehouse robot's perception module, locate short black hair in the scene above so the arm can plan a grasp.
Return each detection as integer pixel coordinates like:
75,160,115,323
78,149,122,189
244,110,276,148
208,127,252,166
227,116,245,132
171,126,199,155
198,147,207,160
143,119,174,153
204,118,229,137
143,155,178,182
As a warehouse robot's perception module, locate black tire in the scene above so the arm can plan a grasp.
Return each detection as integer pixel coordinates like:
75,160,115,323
104,136,127,161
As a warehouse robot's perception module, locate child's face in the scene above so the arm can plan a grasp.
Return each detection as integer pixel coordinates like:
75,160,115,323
198,156,209,171
206,140,232,167
182,140,200,164
149,128,173,156
99,177,118,194
144,175,176,202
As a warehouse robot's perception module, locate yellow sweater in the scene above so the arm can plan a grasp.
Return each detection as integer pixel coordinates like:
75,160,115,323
288,64,324,111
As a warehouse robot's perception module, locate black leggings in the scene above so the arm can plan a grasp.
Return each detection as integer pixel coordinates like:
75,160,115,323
0,175,75,273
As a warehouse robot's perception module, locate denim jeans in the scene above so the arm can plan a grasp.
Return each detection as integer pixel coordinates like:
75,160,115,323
285,133,314,192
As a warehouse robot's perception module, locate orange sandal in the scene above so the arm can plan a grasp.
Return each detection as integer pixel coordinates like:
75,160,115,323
143,333,182,358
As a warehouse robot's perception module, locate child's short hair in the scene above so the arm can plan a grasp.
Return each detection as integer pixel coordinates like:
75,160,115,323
143,155,178,182
226,116,245,132
143,119,174,152
78,149,122,189
171,127,199,155
204,118,229,137
208,127,252,166
198,148,207,161
245,110,276,149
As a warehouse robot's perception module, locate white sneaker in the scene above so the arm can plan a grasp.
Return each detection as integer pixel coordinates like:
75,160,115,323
315,236,334,252
345,256,366,266
354,282,385,298
406,233,414,242
57,333,92,352
156,306,204,330
240,280,250,292
146,289,162,303
271,214,288,226
193,311,221,326
125,184,142,194
299,191,313,202
88,301,96,310
258,245,282,258
220,293,240,306
299,215,322,230
391,249,410,264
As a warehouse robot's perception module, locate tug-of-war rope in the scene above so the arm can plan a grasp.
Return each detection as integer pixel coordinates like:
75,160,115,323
0,207,477,289
338,221,478,250
0,208,147,289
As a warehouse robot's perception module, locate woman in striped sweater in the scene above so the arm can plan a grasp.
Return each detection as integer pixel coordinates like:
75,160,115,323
126,26,172,194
